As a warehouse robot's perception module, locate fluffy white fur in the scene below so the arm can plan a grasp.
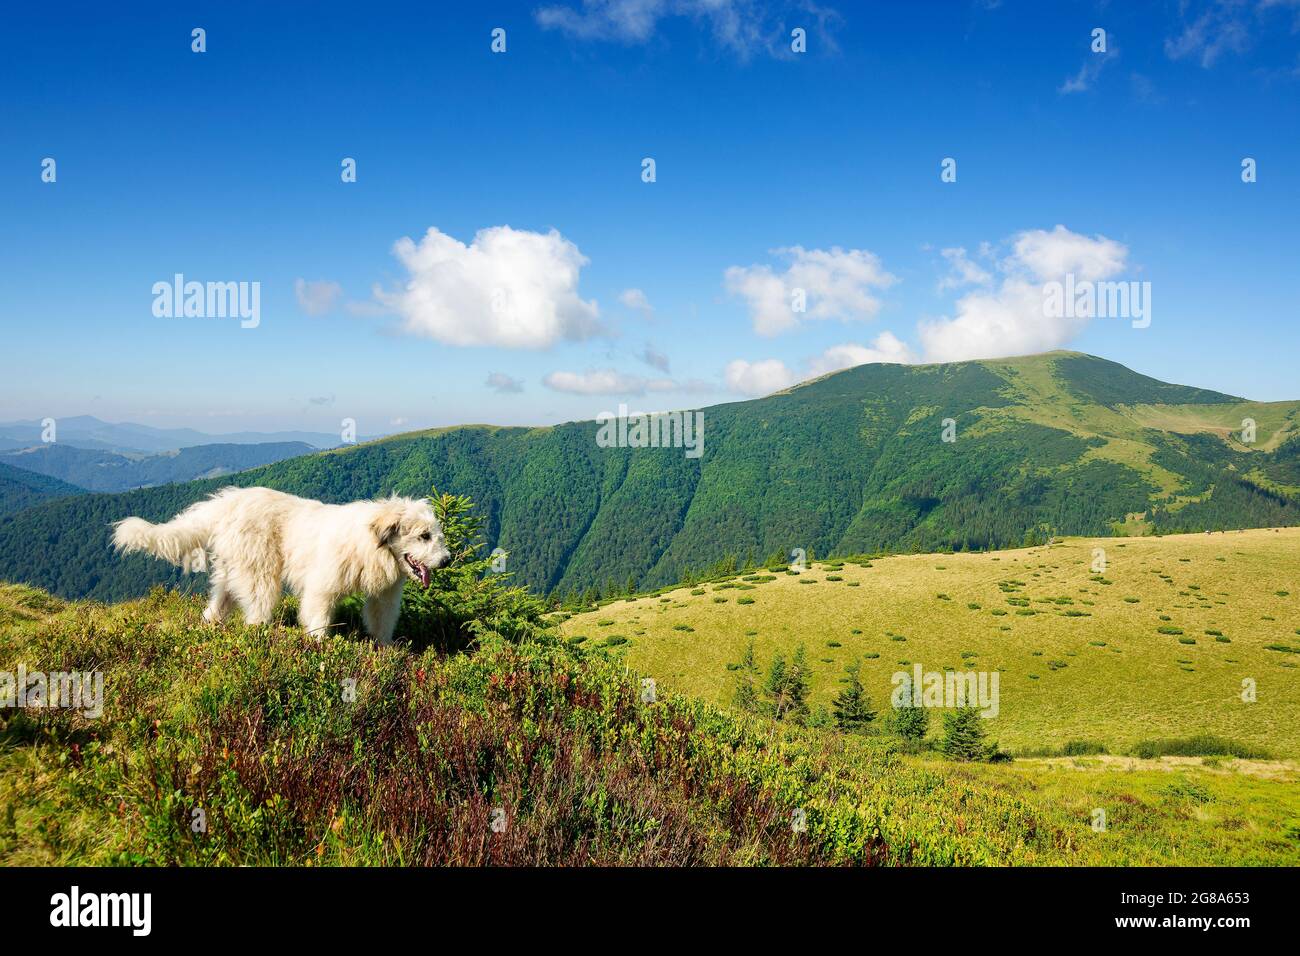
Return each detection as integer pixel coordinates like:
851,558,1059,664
112,487,451,644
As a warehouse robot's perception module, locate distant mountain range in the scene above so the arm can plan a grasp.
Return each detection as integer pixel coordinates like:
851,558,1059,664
0,442,317,494
2,352,1298,602
0,415,350,454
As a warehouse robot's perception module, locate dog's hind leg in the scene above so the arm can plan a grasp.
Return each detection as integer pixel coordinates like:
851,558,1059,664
234,575,281,627
203,566,234,624
362,580,405,645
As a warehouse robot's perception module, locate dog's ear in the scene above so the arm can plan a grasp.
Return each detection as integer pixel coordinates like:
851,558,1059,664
370,504,403,547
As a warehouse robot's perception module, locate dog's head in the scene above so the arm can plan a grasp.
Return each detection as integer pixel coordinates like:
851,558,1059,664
370,498,452,587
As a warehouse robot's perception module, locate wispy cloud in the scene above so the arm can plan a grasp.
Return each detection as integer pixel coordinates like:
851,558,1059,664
619,287,655,318
294,278,344,316
1058,44,1118,94
1162,0,1300,68
937,247,993,292
638,343,671,372
543,367,712,396
1165,1,1252,67
535,0,841,60
486,372,525,394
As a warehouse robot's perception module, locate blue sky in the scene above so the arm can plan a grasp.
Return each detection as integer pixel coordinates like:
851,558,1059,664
2,0,1298,436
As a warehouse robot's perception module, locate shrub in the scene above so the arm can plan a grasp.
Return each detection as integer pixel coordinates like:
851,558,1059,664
1129,736,1271,760
1017,739,1108,758
1061,739,1108,756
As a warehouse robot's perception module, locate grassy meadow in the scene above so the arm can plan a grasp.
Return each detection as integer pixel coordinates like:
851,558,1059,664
560,528,1300,758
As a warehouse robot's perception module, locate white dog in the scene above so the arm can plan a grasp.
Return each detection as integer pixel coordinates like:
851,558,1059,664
112,486,451,644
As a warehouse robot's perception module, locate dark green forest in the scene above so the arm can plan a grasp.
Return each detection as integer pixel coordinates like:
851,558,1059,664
0,462,84,517
1,352,1297,602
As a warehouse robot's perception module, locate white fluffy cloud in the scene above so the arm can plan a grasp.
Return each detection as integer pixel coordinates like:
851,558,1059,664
724,358,795,396
1009,224,1127,283
726,224,1133,393
724,245,898,336
727,333,916,397
918,225,1129,363
805,333,916,377
294,278,343,316
374,225,602,348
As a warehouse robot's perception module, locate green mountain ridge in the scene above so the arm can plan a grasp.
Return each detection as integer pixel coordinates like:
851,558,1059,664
0,462,85,517
3,351,1299,602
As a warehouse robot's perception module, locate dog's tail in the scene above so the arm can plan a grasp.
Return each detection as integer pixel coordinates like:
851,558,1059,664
112,502,216,571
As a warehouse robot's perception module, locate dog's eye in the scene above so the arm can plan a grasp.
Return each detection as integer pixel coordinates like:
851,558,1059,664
420,532,432,541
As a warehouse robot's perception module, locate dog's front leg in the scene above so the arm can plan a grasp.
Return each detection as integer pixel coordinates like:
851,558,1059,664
298,590,335,638
363,580,405,645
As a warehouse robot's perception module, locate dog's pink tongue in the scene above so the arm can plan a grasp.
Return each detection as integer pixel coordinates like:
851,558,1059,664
418,563,430,587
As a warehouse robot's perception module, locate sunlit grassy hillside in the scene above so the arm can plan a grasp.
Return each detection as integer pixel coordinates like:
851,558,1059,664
562,528,1300,758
